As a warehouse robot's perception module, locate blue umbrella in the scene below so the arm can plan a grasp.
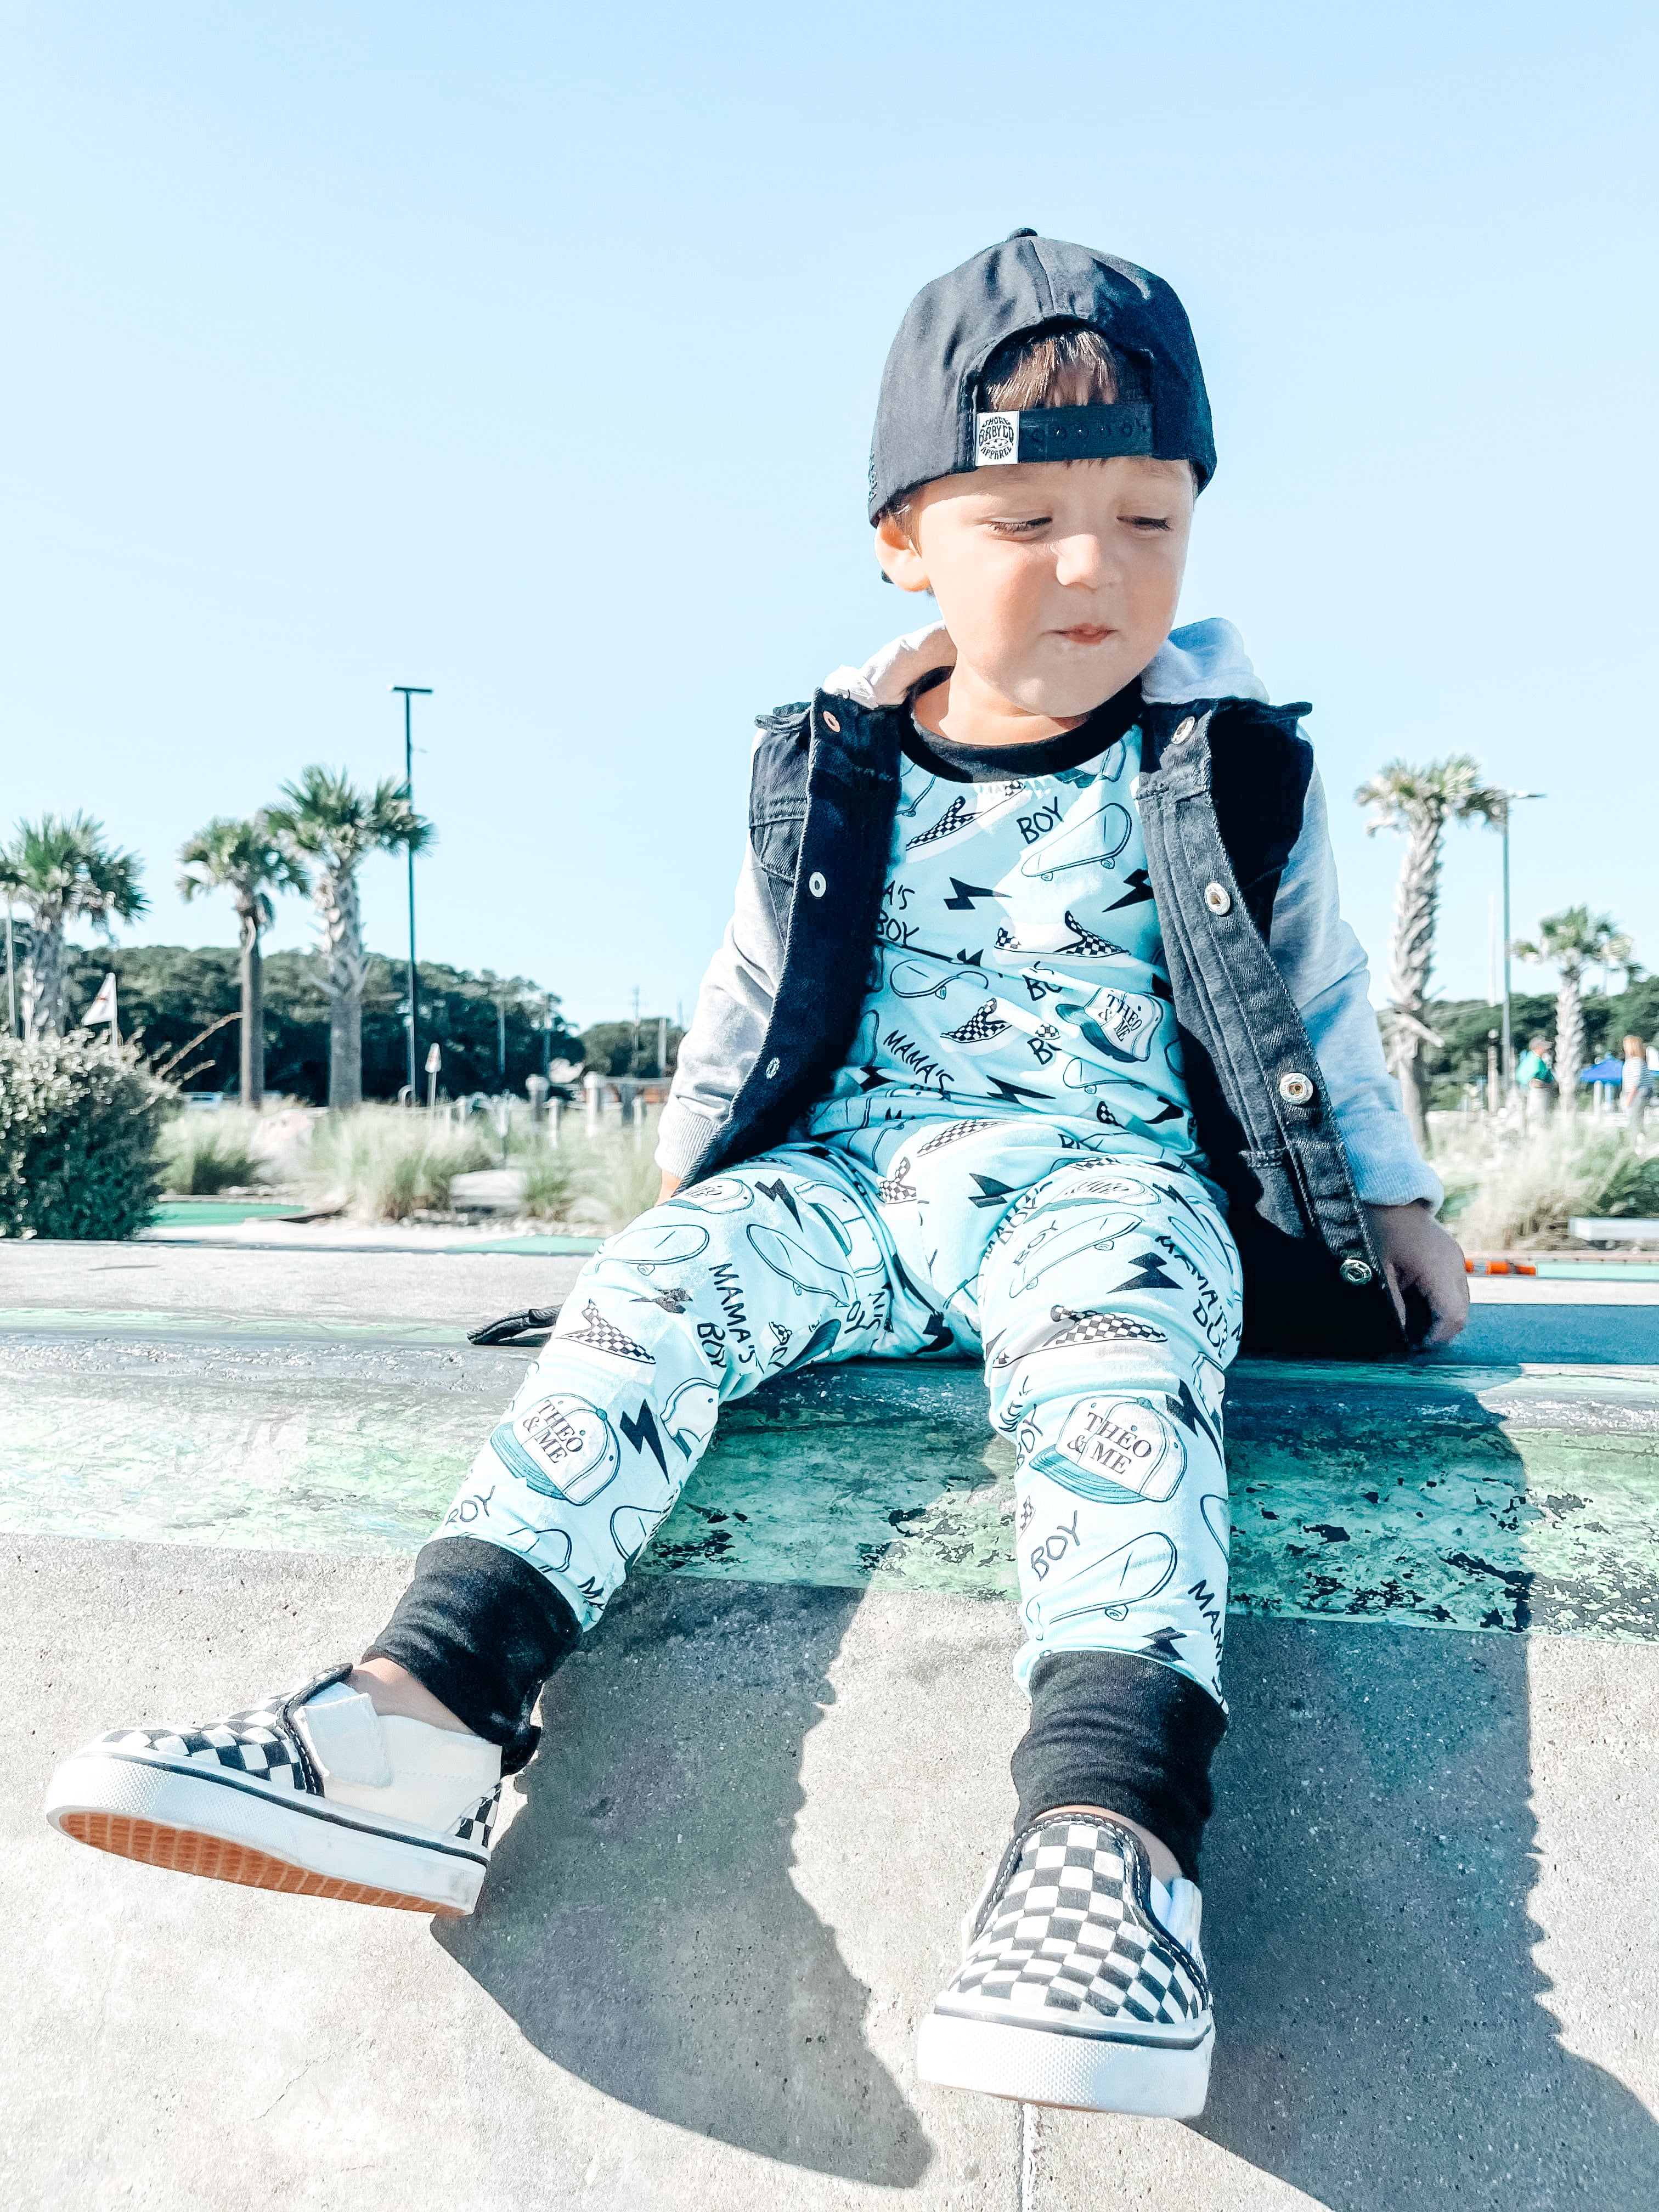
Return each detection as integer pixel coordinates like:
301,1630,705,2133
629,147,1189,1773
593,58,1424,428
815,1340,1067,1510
1579,1057,1624,1084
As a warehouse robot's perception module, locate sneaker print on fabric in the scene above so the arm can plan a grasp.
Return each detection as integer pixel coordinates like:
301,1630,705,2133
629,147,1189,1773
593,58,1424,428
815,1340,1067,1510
917,1118,998,1154
558,1302,654,1365
996,910,1128,960
990,1307,1169,1368
943,1001,1017,1051
878,1156,919,1205
906,782,1028,851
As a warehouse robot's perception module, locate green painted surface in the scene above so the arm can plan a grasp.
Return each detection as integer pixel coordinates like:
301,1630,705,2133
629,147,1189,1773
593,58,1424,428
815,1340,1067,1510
444,1234,605,1255
2,1330,1657,1638
149,1201,308,1226
0,1308,472,1345
1519,1262,1659,1283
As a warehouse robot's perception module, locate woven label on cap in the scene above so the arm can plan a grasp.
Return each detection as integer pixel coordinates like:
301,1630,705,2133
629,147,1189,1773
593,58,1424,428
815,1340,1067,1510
974,411,1019,466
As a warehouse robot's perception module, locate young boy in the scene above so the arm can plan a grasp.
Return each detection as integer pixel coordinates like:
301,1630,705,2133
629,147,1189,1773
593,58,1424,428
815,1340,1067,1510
44,233,1468,2119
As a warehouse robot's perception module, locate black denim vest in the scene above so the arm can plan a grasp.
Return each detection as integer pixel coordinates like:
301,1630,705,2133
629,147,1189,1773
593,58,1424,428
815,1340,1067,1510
681,689,1410,1359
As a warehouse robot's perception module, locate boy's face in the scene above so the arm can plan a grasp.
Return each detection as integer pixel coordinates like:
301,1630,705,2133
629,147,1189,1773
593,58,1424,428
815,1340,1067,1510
877,456,1195,721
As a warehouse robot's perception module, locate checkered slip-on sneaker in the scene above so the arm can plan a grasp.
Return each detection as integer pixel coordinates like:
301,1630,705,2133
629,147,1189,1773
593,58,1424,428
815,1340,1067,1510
43,1665,503,1918
917,1816,1214,2116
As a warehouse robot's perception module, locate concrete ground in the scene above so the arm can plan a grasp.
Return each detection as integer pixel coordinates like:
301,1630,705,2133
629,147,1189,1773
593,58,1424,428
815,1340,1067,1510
4,1242,1658,2209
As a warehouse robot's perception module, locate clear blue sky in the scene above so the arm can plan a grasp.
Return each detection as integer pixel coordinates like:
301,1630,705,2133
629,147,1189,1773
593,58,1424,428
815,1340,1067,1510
2,2,1652,1032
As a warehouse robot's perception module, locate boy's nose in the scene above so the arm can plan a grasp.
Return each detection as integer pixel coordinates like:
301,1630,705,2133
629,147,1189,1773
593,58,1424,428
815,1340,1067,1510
1053,533,1114,588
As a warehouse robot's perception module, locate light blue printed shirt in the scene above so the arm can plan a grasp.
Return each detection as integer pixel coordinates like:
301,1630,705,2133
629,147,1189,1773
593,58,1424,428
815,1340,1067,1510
808,696,1204,1173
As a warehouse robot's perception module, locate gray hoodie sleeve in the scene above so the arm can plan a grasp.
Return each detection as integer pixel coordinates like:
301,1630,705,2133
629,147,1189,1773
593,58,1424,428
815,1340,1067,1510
656,835,781,1181
1268,766,1442,1209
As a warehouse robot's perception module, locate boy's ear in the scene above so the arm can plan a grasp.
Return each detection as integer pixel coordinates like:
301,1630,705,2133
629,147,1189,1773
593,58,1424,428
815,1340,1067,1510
874,511,932,595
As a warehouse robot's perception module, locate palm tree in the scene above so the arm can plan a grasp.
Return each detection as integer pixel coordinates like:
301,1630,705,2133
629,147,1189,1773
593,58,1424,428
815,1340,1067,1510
1514,907,1627,1102
1355,755,1505,1144
177,815,308,1108
266,768,433,1108
0,812,147,1037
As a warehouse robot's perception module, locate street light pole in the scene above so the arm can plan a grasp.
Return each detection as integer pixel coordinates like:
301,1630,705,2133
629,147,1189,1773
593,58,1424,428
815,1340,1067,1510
1498,789,1544,1096
390,685,433,1104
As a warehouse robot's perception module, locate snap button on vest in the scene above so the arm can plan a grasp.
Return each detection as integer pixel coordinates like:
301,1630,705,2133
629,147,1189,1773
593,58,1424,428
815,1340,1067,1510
821,711,841,733
1171,716,1197,744
808,871,826,898
1339,1256,1375,1286
765,1057,780,1079
1278,1070,1314,1104
1203,882,1231,915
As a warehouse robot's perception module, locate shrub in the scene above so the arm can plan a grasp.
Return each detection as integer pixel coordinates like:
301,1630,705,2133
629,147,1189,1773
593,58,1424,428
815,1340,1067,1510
0,1034,171,1239
157,1109,269,1194
1435,1116,1659,1249
571,1125,662,1230
520,1143,576,1221
303,1105,495,1221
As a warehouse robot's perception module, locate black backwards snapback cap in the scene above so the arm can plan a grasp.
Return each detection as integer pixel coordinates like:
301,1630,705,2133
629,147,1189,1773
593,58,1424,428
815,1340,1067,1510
868,230,1215,523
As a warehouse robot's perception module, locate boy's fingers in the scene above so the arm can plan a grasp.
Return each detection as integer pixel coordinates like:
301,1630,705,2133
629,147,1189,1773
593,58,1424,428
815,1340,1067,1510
1418,1264,1470,1345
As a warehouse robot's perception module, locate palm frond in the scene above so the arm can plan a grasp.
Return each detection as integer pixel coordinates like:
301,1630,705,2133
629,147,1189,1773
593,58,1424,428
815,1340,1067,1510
177,812,309,917
0,811,148,928
268,768,434,867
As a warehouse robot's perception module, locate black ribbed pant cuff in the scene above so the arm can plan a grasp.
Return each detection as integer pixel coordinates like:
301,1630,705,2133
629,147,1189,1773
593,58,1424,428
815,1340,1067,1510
365,1536,580,1773
1011,1650,1227,1881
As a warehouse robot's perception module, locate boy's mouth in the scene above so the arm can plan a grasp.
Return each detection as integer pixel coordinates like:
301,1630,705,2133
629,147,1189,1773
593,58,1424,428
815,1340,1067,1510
1054,624,1114,645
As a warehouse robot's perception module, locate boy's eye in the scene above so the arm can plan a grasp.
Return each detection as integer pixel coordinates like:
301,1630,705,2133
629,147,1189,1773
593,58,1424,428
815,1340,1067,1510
1126,515,1173,531
988,516,1050,536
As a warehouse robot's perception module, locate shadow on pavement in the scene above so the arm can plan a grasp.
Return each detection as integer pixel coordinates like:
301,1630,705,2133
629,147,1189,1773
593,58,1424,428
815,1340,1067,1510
435,1574,930,2187
1195,1609,1659,2205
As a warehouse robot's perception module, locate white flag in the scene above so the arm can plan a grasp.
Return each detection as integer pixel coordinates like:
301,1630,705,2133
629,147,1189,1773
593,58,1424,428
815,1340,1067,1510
81,972,117,1028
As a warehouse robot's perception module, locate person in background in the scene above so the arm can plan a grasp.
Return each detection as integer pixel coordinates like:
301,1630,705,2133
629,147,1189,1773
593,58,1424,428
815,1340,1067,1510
1515,1034,1554,1118
1621,1034,1652,1134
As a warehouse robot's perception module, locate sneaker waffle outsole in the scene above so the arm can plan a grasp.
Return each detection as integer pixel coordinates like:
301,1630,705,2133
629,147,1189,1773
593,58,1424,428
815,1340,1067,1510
58,1810,461,1916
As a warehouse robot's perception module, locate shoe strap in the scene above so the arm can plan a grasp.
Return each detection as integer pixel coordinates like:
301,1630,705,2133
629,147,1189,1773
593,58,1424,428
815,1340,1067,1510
275,1662,355,1794
300,1685,395,1787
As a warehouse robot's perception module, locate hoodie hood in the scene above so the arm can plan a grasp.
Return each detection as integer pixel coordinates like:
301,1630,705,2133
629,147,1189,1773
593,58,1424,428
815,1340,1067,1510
823,616,1270,713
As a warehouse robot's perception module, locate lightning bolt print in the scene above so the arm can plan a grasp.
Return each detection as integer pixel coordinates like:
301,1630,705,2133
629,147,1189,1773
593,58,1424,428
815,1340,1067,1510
618,1402,668,1478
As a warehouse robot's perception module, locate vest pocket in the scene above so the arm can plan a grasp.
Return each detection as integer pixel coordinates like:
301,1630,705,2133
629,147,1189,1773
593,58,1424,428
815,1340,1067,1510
1240,1145,1308,1238
750,806,806,942
750,806,805,885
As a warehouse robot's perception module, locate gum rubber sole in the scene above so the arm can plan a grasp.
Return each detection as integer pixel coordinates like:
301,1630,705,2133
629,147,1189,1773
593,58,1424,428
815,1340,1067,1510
44,1754,485,1915
58,1810,461,1915
918,2010,1212,2118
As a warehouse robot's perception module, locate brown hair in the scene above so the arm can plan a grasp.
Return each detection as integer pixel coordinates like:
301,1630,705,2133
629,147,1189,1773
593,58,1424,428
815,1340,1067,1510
877,324,1130,544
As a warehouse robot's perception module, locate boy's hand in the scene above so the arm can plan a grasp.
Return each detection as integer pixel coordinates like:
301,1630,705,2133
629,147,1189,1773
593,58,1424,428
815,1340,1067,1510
657,1171,682,1206
1364,1203,1469,1346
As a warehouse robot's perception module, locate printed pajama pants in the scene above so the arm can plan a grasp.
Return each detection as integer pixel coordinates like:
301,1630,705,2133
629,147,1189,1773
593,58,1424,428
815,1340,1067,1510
437,1119,1243,1707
